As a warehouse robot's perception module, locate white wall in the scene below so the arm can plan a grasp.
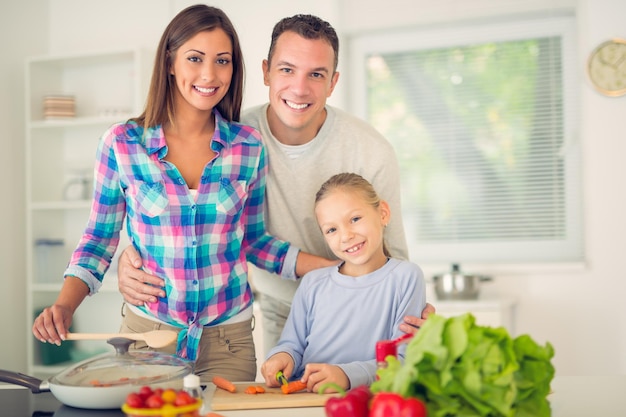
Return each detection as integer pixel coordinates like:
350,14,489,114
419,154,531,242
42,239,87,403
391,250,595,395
47,0,344,108
1,0,625,377
338,0,626,376
0,0,48,374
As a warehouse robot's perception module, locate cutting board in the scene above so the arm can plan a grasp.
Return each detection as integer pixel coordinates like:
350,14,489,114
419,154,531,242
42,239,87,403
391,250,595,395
210,382,338,410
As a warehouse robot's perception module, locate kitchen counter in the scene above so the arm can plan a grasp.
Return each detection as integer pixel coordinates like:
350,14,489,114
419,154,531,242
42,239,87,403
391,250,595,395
202,375,626,417
2,375,624,416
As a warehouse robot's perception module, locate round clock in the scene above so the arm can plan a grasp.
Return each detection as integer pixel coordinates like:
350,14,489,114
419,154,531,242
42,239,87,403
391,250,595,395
587,38,626,97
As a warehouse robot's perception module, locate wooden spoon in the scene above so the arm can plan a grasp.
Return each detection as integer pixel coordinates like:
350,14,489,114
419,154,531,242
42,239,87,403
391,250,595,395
65,329,178,348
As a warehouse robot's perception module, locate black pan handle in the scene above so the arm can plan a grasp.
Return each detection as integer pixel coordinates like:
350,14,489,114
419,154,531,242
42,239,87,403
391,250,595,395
0,369,49,393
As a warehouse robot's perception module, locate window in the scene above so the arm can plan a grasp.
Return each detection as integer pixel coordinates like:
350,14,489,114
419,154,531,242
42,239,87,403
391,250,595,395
348,16,582,264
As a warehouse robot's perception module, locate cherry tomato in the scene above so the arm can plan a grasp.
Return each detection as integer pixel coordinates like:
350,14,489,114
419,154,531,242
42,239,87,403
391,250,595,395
145,393,165,409
125,392,144,408
138,385,153,400
174,390,195,406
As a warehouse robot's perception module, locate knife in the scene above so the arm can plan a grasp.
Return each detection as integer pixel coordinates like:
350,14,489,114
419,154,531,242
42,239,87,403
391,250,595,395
276,371,288,386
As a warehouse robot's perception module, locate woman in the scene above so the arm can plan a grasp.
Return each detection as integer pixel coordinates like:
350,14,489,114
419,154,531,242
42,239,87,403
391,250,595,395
32,4,332,383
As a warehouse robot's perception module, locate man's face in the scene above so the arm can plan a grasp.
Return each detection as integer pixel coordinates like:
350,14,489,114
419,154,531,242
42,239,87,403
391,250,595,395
262,31,340,144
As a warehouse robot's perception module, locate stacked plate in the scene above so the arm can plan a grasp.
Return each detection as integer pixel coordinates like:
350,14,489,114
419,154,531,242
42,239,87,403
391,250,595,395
43,95,75,119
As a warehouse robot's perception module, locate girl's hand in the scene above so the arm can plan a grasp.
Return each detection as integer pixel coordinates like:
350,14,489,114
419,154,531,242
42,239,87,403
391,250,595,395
301,363,349,393
261,352,295,387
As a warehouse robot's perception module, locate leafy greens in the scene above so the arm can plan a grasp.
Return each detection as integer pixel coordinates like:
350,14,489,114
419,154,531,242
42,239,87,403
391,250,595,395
372,313,554,417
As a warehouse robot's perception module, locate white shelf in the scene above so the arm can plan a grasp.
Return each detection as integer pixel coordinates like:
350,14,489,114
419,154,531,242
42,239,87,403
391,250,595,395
30,200,91,210
29,114,133,129
30,278,120,293
25,48,153,378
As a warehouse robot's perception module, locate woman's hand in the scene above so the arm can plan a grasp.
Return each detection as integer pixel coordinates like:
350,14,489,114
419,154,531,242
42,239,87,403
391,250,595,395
117,245,165,305
33,304,73,346
399,302,436,334
32,276,89,345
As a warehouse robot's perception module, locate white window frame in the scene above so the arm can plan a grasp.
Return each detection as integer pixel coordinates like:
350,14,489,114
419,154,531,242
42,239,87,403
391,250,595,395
347,15,583,268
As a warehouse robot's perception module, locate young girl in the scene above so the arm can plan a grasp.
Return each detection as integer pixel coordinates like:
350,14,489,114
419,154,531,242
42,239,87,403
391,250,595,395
31,4,331,383
261,173,426,392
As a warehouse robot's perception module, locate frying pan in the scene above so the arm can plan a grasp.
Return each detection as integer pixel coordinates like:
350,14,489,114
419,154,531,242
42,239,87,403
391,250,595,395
0,337,193,409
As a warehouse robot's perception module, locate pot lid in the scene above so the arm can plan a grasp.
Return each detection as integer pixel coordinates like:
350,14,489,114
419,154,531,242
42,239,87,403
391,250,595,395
433,263,492,281
50,337,192,388
434,263,465,278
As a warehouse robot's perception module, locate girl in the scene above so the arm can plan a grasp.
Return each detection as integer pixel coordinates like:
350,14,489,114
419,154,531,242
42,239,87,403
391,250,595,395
32,4,331,383
261,173,426,391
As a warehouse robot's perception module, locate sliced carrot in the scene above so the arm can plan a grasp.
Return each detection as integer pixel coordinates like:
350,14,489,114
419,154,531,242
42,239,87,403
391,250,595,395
281,380,308,394
244,385,258,394
212,376,237,393
255,385,266,393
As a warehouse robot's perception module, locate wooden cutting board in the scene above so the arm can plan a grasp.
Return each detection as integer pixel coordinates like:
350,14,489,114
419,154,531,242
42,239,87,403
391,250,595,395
210,382,338,410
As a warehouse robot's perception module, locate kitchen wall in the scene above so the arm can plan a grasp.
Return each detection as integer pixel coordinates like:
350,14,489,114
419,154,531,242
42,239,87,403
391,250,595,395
1,0,624,376
0,0,48,377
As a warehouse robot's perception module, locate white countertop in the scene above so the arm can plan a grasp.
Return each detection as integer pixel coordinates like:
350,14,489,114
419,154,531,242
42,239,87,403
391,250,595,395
203,375,626,417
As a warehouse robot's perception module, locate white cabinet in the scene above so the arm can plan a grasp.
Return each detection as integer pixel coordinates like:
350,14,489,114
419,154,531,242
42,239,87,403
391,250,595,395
25,49,153,377
433,297,517,335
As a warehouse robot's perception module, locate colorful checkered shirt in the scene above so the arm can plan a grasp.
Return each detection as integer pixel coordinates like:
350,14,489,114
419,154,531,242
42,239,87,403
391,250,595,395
65,110,290,360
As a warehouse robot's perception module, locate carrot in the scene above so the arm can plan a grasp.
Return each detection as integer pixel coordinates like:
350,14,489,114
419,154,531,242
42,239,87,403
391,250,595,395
212,376,237,393
244,385,267,394
281,380,308,394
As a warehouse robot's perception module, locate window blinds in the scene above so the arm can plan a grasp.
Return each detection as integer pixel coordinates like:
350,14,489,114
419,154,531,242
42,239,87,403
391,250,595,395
349,15,582,263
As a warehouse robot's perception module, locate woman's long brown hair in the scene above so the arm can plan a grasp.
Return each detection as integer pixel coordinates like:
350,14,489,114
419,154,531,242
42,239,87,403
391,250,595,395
134,4,244,129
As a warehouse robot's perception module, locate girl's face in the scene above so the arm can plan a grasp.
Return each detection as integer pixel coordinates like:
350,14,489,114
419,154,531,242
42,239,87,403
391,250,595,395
315,189,390,277
170,29,233,116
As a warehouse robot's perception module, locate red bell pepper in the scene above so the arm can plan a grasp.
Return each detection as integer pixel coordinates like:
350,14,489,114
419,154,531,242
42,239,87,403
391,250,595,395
320,383,371,417
369,392,427,417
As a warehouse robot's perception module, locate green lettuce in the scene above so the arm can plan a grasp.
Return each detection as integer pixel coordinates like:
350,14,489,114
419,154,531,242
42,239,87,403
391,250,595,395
372,313,554,417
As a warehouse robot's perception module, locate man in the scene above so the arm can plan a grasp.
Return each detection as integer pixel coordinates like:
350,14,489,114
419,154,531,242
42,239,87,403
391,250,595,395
117,14,434,358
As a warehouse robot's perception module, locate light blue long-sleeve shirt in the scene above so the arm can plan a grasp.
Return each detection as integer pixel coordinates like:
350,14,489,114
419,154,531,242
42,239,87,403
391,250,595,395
266,258,426,388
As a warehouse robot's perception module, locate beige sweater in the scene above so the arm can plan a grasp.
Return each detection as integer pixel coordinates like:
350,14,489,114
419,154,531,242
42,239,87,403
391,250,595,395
242,104,408,304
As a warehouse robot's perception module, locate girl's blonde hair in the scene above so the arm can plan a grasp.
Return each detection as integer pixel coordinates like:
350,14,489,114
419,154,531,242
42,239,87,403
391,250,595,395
315,172,391,257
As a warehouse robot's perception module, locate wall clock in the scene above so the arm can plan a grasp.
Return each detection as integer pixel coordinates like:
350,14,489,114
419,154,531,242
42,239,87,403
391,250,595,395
587,38,626,97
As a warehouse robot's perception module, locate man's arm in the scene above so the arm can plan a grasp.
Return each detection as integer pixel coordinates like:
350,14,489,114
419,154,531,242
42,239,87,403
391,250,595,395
294,251,338,278
117,246,165,305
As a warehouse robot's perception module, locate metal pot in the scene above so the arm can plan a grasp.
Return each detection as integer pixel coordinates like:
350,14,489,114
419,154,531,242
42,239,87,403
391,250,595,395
0,337,193,409
433,263,492,300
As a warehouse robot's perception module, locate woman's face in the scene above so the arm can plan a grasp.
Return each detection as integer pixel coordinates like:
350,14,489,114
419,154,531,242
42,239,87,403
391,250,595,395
170,29,233,115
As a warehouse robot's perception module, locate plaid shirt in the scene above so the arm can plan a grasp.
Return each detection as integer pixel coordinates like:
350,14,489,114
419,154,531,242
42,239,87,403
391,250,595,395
65,110,290,360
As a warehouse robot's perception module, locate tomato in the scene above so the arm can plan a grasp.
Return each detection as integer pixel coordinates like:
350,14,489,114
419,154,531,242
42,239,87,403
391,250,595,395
138,385,153,400
174,390,195,406
125,392,144,408
145,393,165,409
